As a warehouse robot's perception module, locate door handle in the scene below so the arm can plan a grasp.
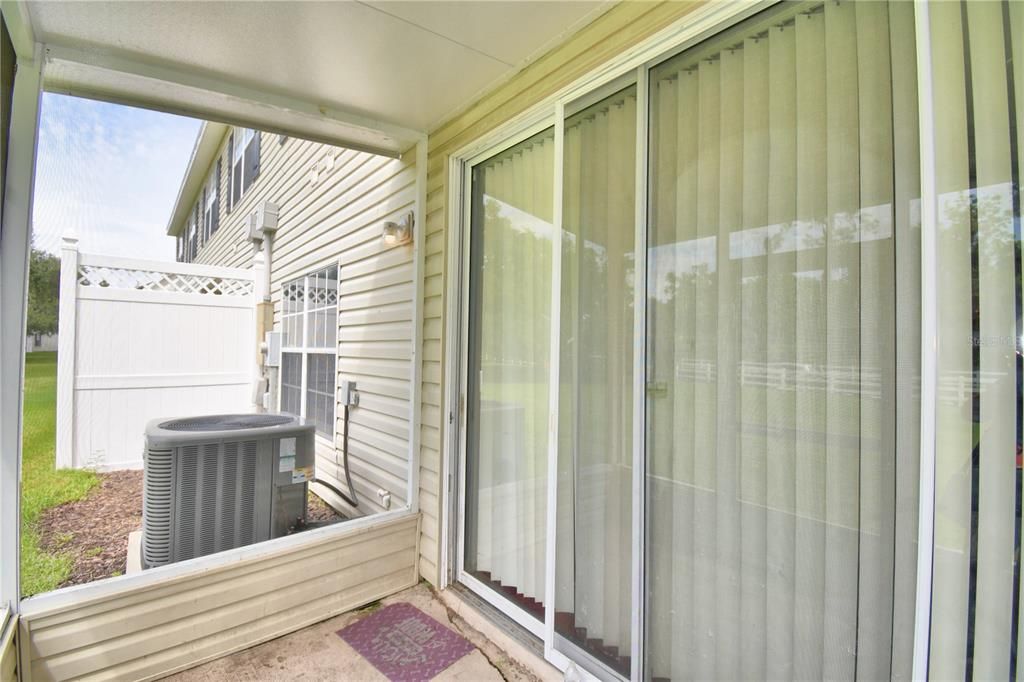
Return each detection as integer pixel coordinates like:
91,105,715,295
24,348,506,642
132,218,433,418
646,381,668,398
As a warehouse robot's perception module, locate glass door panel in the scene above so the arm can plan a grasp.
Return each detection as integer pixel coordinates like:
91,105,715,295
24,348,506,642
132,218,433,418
644,2,920,680
463,128,555,623
554,84,638,678
927,2,1024,677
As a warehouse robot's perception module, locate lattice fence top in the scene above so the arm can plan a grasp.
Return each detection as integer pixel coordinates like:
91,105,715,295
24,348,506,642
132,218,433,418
78,264,254,297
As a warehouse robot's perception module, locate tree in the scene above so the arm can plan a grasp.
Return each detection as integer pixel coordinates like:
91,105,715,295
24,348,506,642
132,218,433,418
26,248,60,336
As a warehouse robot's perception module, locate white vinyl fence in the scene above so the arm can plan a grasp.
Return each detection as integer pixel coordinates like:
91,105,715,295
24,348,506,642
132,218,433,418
56,235,257,470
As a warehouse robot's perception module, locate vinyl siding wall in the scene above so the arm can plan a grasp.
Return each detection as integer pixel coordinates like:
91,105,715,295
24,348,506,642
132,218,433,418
417,0,702,586
189,131,418,517
19,514,419,681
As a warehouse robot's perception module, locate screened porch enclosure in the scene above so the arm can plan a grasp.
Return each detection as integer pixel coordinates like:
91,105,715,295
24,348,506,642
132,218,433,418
457,1,925,678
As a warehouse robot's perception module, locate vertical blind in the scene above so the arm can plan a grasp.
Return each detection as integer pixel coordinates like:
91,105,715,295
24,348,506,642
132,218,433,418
645,2,919,680
555,85,637,675
465,128,555,613
929,2,1024,679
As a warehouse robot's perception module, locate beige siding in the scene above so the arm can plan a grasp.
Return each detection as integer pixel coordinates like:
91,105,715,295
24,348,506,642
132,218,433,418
417,1,702,585
1,609,17,682
189,130,418,517
19,514,418,681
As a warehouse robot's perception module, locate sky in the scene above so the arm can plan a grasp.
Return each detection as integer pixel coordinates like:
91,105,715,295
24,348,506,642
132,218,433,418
31,93,202,260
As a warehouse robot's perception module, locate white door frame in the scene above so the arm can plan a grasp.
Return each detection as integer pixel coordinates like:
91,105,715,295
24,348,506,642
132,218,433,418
452,116,558,642
440,1,941,679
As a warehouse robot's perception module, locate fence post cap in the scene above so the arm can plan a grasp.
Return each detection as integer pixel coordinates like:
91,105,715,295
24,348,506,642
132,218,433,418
61,232,79,247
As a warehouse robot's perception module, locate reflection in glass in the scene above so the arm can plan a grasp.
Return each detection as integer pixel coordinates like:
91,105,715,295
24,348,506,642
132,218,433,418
465,128,554,618
645,2,920,679
929,2,1024,678
555,85,636,676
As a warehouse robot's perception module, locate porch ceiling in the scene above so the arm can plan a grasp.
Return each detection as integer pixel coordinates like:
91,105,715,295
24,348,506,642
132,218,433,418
23,1,609,137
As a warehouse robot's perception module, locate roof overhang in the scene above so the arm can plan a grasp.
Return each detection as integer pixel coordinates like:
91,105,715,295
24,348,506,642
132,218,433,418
3,0,612,241
42,44,419,158
165,122,226,238
18,1,610,134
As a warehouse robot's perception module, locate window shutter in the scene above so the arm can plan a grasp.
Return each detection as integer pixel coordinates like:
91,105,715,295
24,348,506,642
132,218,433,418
244,130,261,193
227,134,235,212
200,187,208,243
213,158,221,234
252,130,260,178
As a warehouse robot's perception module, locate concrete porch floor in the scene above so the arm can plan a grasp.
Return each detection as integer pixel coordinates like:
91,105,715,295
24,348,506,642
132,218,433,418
166,582,551,681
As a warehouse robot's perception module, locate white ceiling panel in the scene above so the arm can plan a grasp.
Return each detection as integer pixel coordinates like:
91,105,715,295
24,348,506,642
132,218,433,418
25,0,610,133
360,1,606,66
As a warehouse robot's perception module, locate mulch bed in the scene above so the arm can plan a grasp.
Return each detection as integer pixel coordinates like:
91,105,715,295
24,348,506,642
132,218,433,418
37,470,143,587
37,470,345,589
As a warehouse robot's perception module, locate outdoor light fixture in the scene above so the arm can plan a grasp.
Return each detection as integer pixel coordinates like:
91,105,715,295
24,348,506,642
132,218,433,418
382,211,414,246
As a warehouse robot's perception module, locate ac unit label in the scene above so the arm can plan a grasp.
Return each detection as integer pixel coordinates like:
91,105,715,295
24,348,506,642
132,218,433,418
279,437,297,472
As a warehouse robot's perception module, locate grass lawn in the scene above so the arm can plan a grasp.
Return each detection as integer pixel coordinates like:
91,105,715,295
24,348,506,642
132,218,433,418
21,351,98,596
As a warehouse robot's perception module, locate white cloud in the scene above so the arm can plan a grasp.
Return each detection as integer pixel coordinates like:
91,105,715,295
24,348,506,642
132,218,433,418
31,94,202,260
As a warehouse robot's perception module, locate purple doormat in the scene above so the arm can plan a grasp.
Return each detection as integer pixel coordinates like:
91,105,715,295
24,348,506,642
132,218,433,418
337,602,475,681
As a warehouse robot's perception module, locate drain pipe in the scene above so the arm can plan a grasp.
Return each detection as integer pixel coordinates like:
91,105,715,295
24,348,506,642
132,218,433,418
258,233,277,414
261,228,273,305
315,382,359,508
250,202,279,412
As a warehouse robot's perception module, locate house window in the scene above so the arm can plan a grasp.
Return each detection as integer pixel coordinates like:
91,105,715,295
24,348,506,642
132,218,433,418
280,265,338,438
186,215,197,263
203,163,220,241
230,127,260,209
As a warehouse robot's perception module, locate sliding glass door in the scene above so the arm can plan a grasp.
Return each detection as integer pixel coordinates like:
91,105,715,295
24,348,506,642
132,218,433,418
458,1,925,678
554,82,637,677
927,2,1024,678
645,2,920,679
462,128,555,629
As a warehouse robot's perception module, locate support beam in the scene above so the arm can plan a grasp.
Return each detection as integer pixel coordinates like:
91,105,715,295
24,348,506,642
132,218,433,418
42,44,424,159
408,136,427,515
0,0,34,60
55,233,78,469
0,46,42,611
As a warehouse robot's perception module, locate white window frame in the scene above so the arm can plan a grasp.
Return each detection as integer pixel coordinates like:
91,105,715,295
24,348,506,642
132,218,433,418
442,2,939,681
230,126,257,209
186,213,197,262
279,264,339,445
203,169,218,242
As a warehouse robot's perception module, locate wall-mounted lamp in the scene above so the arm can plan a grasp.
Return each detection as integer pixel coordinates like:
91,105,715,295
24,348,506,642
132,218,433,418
382,211,414,246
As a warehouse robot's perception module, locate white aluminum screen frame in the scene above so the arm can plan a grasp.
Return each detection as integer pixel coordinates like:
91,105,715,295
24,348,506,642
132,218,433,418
0,25,428,617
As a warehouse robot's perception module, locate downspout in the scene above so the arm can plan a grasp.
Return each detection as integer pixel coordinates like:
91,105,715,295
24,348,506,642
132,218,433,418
261,229,273,307
261,231,278,413
251,205,277,413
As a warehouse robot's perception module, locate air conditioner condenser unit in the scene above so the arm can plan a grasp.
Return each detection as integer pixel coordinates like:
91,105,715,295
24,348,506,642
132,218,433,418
142,413,315,569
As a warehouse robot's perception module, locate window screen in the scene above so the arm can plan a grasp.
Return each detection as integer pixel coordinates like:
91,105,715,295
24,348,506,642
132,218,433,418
281,352,302,417
306,353,336,437
280,264,339,438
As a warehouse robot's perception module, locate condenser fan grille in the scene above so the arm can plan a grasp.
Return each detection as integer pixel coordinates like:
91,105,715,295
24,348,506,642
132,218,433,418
159,414,293,432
